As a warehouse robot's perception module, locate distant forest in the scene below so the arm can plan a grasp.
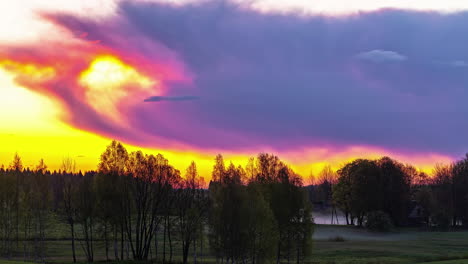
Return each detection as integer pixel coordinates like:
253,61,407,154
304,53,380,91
1,140,468,263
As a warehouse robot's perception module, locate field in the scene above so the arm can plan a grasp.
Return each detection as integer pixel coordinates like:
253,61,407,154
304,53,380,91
312,225,468,264
2,223,468,264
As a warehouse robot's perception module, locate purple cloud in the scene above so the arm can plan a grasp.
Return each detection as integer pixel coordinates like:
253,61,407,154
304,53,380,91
11,1,468,157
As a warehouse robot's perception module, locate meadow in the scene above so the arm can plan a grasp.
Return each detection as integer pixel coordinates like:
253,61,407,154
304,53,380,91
2,224,468,264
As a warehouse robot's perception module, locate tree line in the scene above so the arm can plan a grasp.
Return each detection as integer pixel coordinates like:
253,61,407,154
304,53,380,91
0,141,313,263
308,155,468,230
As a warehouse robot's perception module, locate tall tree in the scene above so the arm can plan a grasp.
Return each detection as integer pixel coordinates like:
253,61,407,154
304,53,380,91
97,140,129,261
124,152,175,260
60,173,78,263
76,172,96,263
176,161,209,264
10,153,23,248
452,154,468,226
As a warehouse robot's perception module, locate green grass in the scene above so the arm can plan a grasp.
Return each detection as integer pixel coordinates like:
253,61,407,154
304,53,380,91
2,223,468,264
416,260,468,264
310,225,468,264
0,261,34,264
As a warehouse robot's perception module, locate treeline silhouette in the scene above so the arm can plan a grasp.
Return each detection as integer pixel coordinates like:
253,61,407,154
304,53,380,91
0,141,313,263
309,155,468,231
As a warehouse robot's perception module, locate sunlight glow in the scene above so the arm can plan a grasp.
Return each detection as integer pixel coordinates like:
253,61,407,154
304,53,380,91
79,55,157,121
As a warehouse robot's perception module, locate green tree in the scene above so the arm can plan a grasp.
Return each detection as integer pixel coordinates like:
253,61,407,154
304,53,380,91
245,183,278,264
96,140,129,261
176,161,209,264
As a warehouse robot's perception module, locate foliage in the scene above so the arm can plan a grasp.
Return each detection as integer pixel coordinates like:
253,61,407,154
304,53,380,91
365,211,394,232
7,141,468,263
333,157,412,227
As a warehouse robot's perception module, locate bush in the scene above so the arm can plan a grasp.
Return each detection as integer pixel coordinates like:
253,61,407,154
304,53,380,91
432,212,451,230
365,211,394,232
328,235,346,242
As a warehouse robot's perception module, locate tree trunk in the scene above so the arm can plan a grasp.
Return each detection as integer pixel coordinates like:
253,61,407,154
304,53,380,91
296,243,300,264
163,216,166,264
168,219,173,263
183,241,191,264
113,226,119,261
120,223,124,261
70,222,76,263
276,242,281,264
193,238,197,264
154,225,158,262
104,222,109,261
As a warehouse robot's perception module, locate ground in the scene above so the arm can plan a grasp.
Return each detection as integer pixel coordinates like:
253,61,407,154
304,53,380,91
2,223,468,264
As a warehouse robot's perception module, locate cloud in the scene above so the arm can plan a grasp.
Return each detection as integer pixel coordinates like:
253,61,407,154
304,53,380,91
356,49,407,63
448,60,468,67
144,95,199,102
3,1,468,159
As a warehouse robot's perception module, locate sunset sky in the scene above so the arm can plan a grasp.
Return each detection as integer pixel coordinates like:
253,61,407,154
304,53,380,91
1,0,467,177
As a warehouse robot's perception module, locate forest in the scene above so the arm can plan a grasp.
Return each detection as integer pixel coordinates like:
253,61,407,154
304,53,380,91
0,141,312,264
1,141,468,264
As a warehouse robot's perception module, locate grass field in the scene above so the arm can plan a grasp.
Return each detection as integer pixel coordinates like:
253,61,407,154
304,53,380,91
2,223,468,264
311,225,468,264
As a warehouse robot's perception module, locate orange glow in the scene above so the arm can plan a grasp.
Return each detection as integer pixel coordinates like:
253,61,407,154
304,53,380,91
0,59,55,83
79,55,157,121
0,55,454,179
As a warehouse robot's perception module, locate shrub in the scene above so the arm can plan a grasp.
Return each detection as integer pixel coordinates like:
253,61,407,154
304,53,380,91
432,212,451,230
365,211,394,232
328,235,346,242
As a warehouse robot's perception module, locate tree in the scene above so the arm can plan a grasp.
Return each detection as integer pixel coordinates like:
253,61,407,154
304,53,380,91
176,161,209,264
94,172,121,261
35,159,47,174
0,169,17,257
76,172,96,263
377,157,412,226
60,173,78,263
9,153,23,248
431,164,455,226
30,169,51,261
334,159,382,226
212,154,225,183
209,162,248,262
124,152,175,260
61,156,76,174
97,140,129,261
452,154,468,226
333,157,412,227
245,183,278,264
209,153,313,264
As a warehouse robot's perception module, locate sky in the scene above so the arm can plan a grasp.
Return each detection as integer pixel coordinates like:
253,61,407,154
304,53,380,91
1,0,467,177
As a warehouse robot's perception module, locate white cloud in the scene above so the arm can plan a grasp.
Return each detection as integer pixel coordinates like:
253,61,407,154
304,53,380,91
243,0,468,15
0,0,116,44
356,49,407,63
449,60,468,67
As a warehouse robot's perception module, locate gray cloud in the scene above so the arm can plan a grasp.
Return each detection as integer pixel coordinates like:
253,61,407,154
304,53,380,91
144,95,199,102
